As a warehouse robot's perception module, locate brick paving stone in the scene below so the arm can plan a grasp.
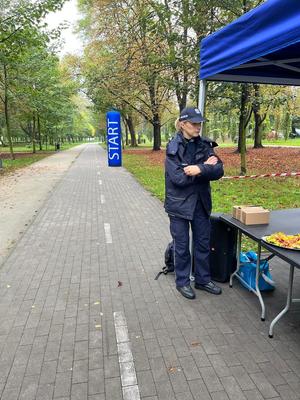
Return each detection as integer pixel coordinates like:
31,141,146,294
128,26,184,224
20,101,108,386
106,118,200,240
88,394,105,400
275,384,300,400
229,365,256,391
35,383,54,400
180,356,201,381
104,355,120,379
249,372,279,398
71,382,88,400
175,392,194,400
1,387,20,400
258,362,287,387
89,349,104,371
169,368,190,394
149,357,169,382
54,371,72,398
188,378,212,400
18,375,39,400
211,391,230,400
0,144,299,400
141,397,158,400
155,379,176,400
136,370,157,397
220,376,247,400
72,358,89,384
243,389,264,400
161,346,180,368
199,366,223,392
104,377,122,400
88,369,104,395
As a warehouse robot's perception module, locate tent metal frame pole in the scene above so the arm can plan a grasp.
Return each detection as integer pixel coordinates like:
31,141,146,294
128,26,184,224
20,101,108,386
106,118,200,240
198,79,207,114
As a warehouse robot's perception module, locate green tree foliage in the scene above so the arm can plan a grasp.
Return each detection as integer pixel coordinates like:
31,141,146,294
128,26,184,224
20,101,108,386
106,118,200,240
77,0,299,166
0,0,95,159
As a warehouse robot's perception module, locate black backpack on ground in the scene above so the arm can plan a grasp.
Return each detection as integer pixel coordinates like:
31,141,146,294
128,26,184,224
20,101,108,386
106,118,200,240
155,241,175,280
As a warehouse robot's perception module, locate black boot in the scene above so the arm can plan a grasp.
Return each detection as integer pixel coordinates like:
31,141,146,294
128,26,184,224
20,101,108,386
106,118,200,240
195,281,222,295
176,285,196,299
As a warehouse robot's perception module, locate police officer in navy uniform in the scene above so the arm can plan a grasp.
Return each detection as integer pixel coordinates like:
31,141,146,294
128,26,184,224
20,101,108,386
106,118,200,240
164,107,224,299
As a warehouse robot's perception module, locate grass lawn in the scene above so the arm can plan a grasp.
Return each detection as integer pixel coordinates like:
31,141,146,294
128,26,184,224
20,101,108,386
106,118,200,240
0,142,84,174
122,149,300,249
1,154,52,173
121,138,300,151
122,152,300,212
0,142,84,153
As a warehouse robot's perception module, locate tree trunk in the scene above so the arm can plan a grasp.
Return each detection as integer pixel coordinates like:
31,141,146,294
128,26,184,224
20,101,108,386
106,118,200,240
37,115,42,151
123,117,129,146
253,112,263,148
178,24,188,111
3,64,14,160
148,77,161,151
32,113,36,154
283,109,291,140
253,84,263,148
125,115,137,147
238,84,250,175
153,114,161,151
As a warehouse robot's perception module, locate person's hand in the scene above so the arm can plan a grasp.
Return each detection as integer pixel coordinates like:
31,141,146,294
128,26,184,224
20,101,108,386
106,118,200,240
183,165,201,176
204,156,218,165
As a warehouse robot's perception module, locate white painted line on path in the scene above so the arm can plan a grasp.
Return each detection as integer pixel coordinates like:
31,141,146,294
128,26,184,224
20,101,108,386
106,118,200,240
104,223,112,243
113,311,140,400
123,384,140,400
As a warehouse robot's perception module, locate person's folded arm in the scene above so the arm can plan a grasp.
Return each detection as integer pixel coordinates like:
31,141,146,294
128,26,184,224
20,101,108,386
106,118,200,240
165,156,195,187
197,160,224,181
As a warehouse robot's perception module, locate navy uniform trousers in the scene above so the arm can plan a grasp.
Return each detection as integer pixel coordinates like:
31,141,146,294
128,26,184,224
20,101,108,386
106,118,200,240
169,198,211,288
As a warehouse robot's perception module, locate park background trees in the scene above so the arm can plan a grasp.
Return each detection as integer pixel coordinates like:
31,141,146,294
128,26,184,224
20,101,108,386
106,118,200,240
1,0,300,173
76,0,299,161
0,0,97,160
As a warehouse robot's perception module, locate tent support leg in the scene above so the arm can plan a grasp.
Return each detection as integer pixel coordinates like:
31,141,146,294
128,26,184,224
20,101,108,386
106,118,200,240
198,79,207,114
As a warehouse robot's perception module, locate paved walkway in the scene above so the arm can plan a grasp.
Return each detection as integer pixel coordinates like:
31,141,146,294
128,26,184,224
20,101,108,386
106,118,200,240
0,145,85,266
0,143,299,400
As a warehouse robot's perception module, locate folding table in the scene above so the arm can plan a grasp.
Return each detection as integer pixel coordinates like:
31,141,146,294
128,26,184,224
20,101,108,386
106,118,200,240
220,208,300,337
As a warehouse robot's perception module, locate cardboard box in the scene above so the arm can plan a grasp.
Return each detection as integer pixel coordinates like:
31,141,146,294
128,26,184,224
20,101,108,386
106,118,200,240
232,205,263,221
241,208,270,225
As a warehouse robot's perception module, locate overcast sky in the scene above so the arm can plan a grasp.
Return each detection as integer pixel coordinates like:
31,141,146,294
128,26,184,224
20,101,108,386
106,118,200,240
46,0,83,56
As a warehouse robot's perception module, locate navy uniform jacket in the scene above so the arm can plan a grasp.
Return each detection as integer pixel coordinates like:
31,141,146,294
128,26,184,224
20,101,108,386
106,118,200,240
164,132,224,220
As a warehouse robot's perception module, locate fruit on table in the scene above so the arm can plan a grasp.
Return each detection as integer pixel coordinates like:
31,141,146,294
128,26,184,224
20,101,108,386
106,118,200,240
265,232,300,249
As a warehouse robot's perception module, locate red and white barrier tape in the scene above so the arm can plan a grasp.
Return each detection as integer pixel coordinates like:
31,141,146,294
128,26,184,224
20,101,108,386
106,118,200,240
222,171,300,180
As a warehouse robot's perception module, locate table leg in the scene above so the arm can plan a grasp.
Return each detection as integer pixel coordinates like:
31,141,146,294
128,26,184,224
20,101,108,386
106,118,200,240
229,229,241,288
255,244,265,321
269,264,294,338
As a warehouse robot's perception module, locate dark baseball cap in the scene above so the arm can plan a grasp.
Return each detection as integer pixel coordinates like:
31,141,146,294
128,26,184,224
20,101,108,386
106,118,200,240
179,107,206,123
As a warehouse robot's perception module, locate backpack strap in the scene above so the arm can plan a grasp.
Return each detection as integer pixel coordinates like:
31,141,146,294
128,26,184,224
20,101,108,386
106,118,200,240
154,265,169,280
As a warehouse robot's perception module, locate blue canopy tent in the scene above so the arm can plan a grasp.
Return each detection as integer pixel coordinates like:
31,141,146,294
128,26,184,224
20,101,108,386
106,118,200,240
199,0,300,112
